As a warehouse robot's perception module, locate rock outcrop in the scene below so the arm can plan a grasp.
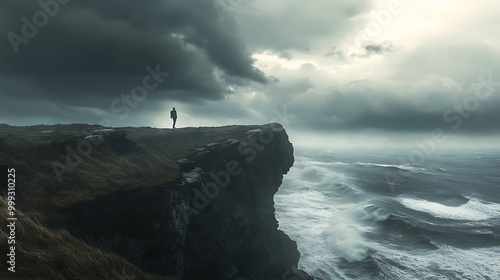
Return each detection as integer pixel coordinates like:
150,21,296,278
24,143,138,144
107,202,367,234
49,123,311,280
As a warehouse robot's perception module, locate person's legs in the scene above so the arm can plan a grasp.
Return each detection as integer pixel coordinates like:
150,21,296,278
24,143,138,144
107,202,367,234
173,118,177,128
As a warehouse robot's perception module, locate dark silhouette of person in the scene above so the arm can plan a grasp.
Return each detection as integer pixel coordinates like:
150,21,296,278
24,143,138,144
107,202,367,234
170,107,177,129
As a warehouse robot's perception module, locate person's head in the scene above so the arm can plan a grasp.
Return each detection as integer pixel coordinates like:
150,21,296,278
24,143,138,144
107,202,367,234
173,107,175,110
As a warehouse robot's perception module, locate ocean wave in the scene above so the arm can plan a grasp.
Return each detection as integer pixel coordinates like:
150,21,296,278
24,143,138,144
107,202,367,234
374,245,500,279
286,163,363,199
322,204,390,262
323,222,372,262
398,197,500,221
354,162,423,173
299,167,325,182
333,161,352,166
277,153,500,279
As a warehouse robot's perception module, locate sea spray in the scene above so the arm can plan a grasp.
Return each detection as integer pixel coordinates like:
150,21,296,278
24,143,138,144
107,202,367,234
322,203,390,262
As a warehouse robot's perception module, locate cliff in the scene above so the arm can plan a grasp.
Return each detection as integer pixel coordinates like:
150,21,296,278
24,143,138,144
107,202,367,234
0,123,312,280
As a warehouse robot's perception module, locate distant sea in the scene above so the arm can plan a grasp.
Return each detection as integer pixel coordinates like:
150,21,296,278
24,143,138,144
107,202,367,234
275,148,500,279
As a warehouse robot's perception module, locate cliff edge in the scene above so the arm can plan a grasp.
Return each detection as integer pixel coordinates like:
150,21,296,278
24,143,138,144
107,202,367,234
0,123,311,280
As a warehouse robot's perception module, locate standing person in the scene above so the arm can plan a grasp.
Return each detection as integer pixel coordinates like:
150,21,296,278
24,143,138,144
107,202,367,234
170,107,177,129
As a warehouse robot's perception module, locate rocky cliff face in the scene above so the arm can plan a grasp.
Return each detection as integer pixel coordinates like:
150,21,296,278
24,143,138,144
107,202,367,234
49,123,311,280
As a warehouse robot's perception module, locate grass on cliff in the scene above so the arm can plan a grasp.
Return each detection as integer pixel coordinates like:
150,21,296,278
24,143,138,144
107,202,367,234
0,123,260,279
0,124,257,217
0,196,172,280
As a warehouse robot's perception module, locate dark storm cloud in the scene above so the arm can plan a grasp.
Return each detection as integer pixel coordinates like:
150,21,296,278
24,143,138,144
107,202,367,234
0,0,266,110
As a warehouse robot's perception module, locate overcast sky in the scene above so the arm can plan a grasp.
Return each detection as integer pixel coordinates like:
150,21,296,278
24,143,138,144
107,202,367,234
1,0,499,147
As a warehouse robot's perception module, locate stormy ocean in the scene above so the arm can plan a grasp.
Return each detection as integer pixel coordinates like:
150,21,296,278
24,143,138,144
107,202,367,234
275,148,500,280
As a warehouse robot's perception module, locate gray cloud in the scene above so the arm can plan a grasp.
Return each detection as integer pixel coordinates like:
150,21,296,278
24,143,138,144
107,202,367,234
234,0,374,53
253,77,500,134
364,42,393,55
0,0,266,113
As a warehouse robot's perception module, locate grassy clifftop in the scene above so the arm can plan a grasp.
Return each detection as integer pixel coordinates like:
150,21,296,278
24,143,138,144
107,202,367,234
0,123,261,280
0,124,259,214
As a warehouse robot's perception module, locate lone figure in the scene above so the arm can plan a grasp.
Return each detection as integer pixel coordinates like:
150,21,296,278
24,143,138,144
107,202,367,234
170,107,177,129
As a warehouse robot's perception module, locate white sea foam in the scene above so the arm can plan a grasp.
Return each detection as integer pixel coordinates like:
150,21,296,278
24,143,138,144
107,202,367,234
323,218,371,262
354,162,423,172
333,161,352,166
398,197,500,221
322,203,389,262
375,245,500,279
286,157,359,198
276,188,344,278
